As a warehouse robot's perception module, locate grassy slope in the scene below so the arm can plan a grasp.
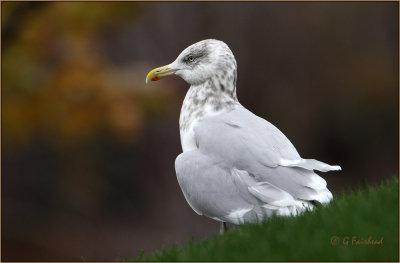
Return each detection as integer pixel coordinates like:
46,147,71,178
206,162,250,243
131,178,399,262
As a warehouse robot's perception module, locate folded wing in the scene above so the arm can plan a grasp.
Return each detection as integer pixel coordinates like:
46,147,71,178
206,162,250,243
193,106,339,203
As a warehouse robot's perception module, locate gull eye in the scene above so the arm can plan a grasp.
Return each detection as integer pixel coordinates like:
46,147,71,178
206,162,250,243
188,56,195,62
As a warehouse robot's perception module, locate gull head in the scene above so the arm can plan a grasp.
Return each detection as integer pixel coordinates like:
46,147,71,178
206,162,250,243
146,39,237,86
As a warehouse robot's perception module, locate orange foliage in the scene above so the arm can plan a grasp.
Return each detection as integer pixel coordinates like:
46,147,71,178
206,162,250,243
2,2,178,147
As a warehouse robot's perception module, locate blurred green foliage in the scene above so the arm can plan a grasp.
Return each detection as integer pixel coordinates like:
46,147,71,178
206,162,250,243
133,177,399,261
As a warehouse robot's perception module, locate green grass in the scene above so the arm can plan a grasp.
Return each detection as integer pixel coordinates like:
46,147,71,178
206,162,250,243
129,177,399,261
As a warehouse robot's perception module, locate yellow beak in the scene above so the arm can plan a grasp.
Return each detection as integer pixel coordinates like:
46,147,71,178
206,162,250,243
145,64,177,84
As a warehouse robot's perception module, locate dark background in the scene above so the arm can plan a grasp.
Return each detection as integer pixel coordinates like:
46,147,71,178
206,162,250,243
2,2,398,261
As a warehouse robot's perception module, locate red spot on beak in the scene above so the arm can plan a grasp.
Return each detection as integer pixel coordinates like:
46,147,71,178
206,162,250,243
151,76,159,81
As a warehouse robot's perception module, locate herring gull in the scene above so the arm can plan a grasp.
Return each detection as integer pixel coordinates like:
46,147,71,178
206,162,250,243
146,39,341,233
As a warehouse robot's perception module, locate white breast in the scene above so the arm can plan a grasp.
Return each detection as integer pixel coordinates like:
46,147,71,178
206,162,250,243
179,104,239,152
180,120,199,152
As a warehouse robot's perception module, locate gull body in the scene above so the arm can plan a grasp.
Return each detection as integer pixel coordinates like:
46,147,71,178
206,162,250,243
146,39,341,226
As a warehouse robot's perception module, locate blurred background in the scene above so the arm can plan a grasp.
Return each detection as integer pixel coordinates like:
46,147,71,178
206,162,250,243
1,2,398,261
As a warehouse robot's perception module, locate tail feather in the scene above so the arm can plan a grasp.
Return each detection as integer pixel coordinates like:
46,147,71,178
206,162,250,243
279,158,341,172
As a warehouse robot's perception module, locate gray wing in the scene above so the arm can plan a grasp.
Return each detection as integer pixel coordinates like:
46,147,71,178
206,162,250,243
175,150,306,224
193,106,340,203
195,106,340,172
